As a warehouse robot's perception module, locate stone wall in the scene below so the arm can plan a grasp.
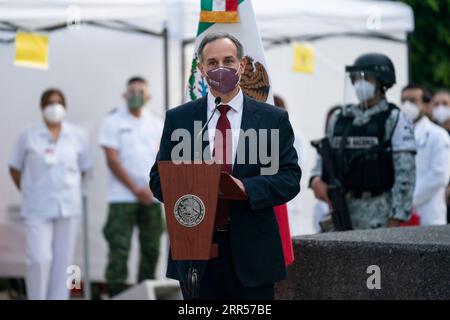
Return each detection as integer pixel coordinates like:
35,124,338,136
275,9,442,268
275,226,450,300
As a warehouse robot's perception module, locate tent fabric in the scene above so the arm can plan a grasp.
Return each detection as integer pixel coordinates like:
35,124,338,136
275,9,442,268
0,0,414,40
177,0,414,40
0,0,167,32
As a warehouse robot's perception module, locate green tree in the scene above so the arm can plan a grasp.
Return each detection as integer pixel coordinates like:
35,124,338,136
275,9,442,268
400,0,450,90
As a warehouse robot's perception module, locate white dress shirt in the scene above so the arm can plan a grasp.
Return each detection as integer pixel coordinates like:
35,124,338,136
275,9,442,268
206,90,244,168
9,121,93,219
99,106,163,203
413,116,450,225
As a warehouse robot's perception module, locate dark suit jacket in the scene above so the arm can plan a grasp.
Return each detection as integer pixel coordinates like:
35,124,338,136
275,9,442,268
149,94,301,288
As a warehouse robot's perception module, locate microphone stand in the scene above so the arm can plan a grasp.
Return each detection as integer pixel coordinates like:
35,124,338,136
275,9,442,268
194,96,222,161
188,96,221,300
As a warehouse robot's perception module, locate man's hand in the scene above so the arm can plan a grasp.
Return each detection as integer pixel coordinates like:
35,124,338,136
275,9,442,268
230,175,247,195
311,176,331,206
387,218,402,228
133,187,153,206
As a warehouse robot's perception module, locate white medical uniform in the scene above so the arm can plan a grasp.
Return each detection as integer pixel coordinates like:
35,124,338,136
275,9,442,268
98,106,163,203
9,121,92,300
413,116,450,225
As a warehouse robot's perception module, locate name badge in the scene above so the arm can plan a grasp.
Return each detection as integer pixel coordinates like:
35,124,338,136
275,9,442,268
44,147,57,165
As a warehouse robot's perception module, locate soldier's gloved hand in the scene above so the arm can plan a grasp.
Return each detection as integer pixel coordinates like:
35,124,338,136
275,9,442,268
311,176,332,206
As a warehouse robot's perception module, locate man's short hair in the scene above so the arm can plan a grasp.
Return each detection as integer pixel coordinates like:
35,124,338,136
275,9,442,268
127,76,147,86
433,89,450,97
402,83,432,103
197,32,244,62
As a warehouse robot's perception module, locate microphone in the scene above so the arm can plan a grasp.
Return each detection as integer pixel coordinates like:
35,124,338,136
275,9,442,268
201,96,222,134
194,96,222,161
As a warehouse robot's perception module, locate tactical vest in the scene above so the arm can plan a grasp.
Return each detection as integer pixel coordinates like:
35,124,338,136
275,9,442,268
322,104,398,196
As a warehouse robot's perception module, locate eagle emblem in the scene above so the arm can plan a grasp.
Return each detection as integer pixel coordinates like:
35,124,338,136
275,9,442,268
239,55,271,102
174,194,206,227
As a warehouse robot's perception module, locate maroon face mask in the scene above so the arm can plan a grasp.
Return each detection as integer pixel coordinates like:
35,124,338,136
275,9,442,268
206,66,240,94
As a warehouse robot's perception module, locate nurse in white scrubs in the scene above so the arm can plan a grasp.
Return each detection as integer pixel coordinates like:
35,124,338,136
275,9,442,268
9,89,93,300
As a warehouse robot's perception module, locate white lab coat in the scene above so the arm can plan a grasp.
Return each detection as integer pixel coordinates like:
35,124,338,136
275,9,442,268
413,116,450,225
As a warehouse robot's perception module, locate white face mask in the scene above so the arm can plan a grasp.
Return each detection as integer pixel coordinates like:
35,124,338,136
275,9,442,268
400,101,421,122
43,103,66,124
354,79,376,103
432,105,450,124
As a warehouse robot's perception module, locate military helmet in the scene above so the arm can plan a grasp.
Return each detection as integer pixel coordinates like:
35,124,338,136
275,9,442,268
345,53,396,89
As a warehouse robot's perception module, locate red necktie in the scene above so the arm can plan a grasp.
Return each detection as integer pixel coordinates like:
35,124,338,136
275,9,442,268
213,105,232,227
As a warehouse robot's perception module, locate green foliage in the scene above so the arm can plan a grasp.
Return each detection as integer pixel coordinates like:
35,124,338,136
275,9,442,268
400,0,450,90
188,55,199,101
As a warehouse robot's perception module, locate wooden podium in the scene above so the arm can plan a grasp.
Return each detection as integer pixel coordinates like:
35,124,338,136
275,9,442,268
157,161,247,261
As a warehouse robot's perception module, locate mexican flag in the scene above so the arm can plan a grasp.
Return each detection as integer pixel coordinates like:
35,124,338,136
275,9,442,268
186,0,273,104
200,0,239,23
186,0,294,266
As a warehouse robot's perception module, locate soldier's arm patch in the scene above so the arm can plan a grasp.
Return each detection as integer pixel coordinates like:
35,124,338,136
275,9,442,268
390,109,416,153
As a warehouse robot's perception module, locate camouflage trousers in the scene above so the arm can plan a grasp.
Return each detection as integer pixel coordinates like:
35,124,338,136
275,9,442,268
103,202,163,296
347,194,391,230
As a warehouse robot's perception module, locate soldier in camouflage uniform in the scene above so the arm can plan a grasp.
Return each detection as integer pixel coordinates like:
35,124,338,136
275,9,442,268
310,53,416,230
99,77,165,296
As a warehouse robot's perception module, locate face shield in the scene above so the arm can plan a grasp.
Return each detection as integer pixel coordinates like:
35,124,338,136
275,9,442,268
343,68,378,111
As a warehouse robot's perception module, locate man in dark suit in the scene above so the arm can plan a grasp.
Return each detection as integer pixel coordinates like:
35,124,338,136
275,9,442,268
150,32,301,300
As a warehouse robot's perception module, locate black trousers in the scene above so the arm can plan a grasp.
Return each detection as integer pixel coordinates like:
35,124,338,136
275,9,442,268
447,204,450,224
180,231,274,300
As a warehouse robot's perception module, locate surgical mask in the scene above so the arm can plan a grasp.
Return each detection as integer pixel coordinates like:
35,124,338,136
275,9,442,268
43,103,66,123
127,92,145,110
353,79,376,103
400,101,421,122
206,66,240,94
432,105,450,124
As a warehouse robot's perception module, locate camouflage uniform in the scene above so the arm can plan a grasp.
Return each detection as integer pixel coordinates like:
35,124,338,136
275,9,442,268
103,202,164,296
311,99,416,229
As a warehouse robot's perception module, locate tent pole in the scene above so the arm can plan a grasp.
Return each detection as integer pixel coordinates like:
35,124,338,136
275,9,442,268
82,195,92,300
407,32,413,83
181,40,186,104
163,23,170,111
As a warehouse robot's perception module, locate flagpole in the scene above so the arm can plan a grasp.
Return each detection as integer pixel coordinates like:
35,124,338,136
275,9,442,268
163,22,170,111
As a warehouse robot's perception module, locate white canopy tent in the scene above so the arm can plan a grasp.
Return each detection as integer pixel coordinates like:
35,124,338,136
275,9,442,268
0,0,414,298
173,0,414,40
